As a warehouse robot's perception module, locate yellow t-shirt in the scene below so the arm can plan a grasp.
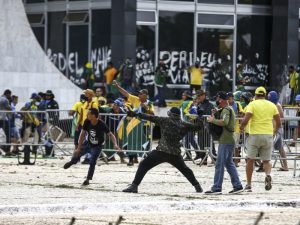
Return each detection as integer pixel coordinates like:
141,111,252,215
128,94,154,114
245,99,279,134
189,67,203,85
71,101,83,123
105,67,118,84
79,99,99,126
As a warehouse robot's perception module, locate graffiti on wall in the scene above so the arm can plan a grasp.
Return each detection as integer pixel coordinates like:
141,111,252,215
47,47,111,87
47,47,269,94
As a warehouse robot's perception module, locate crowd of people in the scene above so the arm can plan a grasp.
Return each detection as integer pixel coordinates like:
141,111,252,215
0,89,59,156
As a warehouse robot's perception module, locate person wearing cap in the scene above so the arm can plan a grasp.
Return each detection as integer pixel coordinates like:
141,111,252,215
122,107,204,193
228,92,244,167
188,61,204,94
267,91,288,171
113,80,154,165
205,92,243,195
195,90,216,163
45,90,59,127
240,86,281,192
83,62,95,89
103,62,118,93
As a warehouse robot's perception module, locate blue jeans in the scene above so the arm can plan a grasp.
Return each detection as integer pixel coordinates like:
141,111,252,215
70,142,102,180
212,144,242,191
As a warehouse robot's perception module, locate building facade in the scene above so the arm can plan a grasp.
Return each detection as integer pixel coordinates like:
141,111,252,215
23,0,299,100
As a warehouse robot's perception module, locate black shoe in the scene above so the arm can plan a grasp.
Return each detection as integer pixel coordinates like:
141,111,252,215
122,184,138,193
63,161,74,169
81,158,90,164
127,161,134,166
82,179,90,186
194,184,203,193
204,190,222,195
265,175,272,191
228,186,243,194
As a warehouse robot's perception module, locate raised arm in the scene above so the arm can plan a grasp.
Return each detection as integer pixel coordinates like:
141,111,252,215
112,80,129,98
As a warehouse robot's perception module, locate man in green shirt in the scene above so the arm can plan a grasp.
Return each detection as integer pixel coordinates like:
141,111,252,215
205,91,243,195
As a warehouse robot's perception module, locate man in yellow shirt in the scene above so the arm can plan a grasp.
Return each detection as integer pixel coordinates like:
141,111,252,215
188,61,204,94
113,80,154,166
289,65,299,105
69,94,87,148
240,86,281,192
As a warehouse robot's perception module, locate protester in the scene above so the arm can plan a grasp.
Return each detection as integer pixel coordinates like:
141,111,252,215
154,60,167,107
113,80,154,166
205,92,243,195
122,107,203,193
83,62,95,89
64,108,121,186
240,86,281,192
188,61,204,94
9,95,21,154
0,89,12,154
289,65,298,105
268,91,289,171
119,58,134,92
103,62,118,93
95,87,107,106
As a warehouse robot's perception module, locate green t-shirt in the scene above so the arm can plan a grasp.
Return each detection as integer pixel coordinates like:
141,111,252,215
218,106,235,144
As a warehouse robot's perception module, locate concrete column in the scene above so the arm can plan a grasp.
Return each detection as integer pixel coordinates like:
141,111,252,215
111,0,137,68
270,0,299,92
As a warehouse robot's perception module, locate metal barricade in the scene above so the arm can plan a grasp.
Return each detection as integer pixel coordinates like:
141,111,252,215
99,113,153,158
0,110,49,164
182,114,216,165
43,110,153,158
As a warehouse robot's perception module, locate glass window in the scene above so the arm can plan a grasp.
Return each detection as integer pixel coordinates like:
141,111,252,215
238,0,271,5
197,28,233,96
63,11,89,24
198,0,234,4
91,10,111,83
236,15,272,87
27,13,45,25
159,11,194,98
198,14,234,26
47,12,66,74
136,25,155,99
32,27,44,50
137,11,156,23
26,0,44,3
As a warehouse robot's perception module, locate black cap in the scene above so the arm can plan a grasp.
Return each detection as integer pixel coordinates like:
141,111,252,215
167,107,181,117
217,91,228,100
227,92,234,98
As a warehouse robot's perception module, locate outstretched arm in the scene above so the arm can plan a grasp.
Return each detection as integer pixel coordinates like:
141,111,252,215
184,119,204,132
112,80,129,98
127,111,162,124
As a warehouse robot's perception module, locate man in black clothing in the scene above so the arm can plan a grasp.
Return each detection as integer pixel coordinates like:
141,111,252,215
122,107,203,193
64,108,121,185
45,90,59,125
196,90,216,162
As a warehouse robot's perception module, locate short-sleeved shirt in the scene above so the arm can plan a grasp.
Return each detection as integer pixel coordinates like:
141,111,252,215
104,67,118,84
246,99,279,135
189,67,204,85
71,101,83,123
83,119,110,147
128,94,154,114
79,99,99,126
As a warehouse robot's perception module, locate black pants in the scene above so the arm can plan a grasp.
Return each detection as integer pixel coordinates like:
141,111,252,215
0,120,10,152
132,150,199,186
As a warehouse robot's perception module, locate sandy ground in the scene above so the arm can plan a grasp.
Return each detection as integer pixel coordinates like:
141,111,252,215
0,152,299,225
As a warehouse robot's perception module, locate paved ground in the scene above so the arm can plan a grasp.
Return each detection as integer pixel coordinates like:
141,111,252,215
0,153,299,225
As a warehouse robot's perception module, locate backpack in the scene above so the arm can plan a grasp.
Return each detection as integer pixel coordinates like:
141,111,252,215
209,107,233,140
